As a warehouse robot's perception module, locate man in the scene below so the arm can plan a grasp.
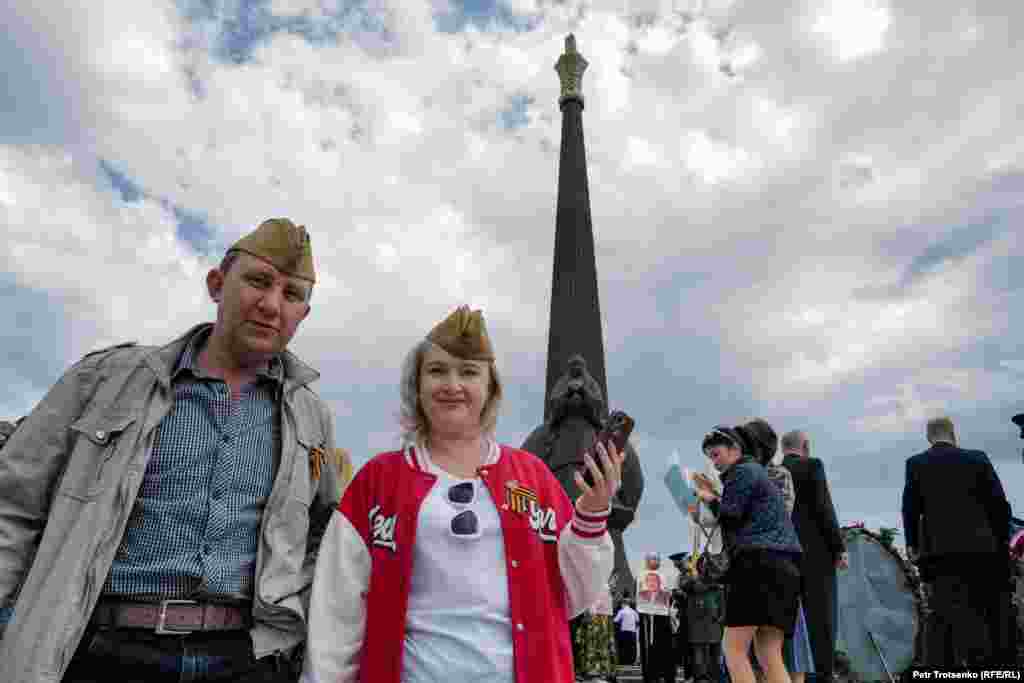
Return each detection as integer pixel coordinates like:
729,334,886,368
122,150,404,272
0,218,339,682
780,430,846,683
614,600,639,665
902,416,1012,668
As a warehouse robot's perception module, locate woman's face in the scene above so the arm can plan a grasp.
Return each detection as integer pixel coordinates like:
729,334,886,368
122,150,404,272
419,343,492,437
705,444,742,472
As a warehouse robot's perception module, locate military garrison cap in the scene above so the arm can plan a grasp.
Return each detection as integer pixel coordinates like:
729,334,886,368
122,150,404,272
426,305,495,361
230,218,315,283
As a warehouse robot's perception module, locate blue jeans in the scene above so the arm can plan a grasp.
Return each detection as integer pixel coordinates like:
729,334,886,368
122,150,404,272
62,627,297,682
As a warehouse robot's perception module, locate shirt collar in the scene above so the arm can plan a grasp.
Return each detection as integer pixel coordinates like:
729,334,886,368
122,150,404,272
407,438,500,475
173,326,284,385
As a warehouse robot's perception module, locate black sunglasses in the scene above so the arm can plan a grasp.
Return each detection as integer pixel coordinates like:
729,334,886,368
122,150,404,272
447,482,480,539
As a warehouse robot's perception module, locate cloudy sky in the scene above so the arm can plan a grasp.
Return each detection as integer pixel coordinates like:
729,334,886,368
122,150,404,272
2,0,1022,563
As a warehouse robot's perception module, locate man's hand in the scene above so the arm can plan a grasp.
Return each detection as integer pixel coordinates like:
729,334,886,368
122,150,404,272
836,551,849,570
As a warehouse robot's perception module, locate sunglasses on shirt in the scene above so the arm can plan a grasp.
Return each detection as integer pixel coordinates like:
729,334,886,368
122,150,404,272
447,481,481,540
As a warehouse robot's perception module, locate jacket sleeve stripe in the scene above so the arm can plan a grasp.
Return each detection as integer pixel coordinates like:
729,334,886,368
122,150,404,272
574,508,610,524
301,510,370,683
557,514,614,620
570,524,607,539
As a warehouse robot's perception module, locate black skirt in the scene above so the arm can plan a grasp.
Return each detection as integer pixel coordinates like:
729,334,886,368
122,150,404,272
724,548,801,635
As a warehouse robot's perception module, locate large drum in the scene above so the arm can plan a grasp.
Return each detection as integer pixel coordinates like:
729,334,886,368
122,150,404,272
836,528,924,681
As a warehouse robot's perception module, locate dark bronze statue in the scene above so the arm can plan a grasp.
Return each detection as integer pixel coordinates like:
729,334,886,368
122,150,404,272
521,354,644,600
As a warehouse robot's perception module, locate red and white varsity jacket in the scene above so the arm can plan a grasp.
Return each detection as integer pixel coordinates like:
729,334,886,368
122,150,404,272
302,444,614,683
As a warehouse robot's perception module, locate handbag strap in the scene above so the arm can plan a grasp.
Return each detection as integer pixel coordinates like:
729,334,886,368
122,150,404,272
698,518,733,559
699,523,720,555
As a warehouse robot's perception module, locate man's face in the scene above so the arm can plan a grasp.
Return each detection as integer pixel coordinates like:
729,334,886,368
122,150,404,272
208,252,311,362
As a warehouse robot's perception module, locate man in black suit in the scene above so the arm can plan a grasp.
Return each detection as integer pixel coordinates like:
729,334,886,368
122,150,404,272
781,430,846,683
902,416,1012,668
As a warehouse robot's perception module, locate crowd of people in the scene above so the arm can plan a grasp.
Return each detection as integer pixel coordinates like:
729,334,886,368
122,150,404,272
0,217,1018,682
605,414,1018,683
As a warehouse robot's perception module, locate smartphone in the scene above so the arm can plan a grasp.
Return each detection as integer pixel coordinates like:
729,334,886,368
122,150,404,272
580,410,635,487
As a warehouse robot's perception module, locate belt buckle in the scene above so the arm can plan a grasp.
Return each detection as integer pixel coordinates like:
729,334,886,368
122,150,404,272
155,599,199,635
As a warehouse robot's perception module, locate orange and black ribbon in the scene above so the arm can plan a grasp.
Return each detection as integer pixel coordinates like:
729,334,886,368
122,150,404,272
310,446,326,482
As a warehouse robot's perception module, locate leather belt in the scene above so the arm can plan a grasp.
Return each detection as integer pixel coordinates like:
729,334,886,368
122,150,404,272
91,599,252,635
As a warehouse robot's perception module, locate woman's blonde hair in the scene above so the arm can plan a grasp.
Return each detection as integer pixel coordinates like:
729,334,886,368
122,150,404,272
398,339,504,446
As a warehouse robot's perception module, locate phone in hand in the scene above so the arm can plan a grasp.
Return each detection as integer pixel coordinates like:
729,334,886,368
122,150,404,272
580,410,635,487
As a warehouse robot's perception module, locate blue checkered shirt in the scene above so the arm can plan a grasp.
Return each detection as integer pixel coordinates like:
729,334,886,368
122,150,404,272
103,327,282,601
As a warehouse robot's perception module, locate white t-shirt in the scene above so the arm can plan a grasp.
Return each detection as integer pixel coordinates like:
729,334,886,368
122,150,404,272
614,605,639,633
402,448,515,683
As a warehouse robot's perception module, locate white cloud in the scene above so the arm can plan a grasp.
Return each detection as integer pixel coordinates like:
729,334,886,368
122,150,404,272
4,0,1024,558
682,130,758,184
812,0,891,62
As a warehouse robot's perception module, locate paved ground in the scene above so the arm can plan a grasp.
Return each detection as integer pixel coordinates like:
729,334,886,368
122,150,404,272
580,664,690,682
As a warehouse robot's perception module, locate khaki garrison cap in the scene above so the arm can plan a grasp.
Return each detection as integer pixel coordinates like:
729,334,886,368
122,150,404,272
426,305,495,361
230,218,315,283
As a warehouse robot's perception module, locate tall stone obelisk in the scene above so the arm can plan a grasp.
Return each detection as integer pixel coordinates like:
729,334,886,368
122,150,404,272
545,34,607,414
522,35,644,602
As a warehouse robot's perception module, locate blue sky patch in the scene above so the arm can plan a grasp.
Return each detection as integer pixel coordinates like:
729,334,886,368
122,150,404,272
902,216,1000,285
99,159,216,257
176,0,395,64
499,93,533,130
170,204,217,256
100,160,144,203
435,0,539,34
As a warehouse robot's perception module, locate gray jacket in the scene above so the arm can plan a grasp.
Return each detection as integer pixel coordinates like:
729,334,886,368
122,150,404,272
0,324,340,682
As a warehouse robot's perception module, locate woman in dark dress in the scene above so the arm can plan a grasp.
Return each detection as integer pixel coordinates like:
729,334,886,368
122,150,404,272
694,427,802,683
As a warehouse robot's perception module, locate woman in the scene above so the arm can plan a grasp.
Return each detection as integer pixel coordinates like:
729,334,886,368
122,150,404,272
302,306,621,683
738,421,815,683
573,586,618,682
693,425,802,683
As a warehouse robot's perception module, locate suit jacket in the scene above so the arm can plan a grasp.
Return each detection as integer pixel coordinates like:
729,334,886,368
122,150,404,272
782,455,845,570
901,442,1010,562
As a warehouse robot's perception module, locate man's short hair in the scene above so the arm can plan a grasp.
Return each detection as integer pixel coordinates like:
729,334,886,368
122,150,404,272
926,416,956,444
780,430,805,454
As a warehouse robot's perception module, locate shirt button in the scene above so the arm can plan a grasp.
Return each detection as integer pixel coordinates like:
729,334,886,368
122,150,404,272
511,560,519,568
516,623,524,631
95,430,107,441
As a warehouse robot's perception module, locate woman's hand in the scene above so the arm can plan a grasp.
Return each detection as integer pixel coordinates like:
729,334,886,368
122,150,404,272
575,441,625,515
695,486,718,503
